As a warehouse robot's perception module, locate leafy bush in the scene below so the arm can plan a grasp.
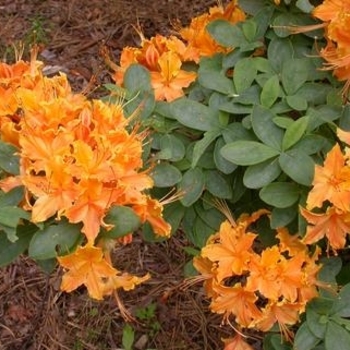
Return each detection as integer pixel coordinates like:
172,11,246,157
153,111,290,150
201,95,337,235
1,0,350,348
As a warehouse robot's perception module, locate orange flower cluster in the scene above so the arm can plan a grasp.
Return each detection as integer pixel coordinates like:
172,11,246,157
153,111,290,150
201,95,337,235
110,0,245,101
312,0,350,92
0,55,171,299
301,128,350,252
194,210,321,342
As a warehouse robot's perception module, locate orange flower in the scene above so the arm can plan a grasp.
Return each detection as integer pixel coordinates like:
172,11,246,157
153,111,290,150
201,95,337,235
246,246,284,301
211,283,263,327
276,227,307,256
255,301,304,340
307,143,350,211
312,0,350,22
150,51,197,101
201,220,257,282
57,244,117,300
223,334,254,350
300,205,350,250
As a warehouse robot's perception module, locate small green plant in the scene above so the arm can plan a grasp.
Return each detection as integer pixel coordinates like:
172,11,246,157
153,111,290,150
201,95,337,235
122,324,135,350
24,16,49,47
135,302,161,337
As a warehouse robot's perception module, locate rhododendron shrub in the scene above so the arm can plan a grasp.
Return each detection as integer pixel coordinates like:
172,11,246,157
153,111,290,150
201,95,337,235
3,0,350,348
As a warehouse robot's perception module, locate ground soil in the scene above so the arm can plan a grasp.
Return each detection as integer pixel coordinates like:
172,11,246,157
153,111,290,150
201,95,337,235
0,1,263,349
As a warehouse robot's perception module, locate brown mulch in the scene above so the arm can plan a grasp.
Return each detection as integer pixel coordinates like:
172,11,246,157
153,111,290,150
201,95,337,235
0,1,264,349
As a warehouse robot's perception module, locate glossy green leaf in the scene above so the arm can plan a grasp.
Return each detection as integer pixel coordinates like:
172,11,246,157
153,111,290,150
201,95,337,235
28,220,83,260
192,129,221,168
221,140,280,166
282,116,309,151
243,158,281,189
286,94,308,111
205,170,232,199
0,206,31,242
267,37,294,72
292,135,329,155
214,137,238,174
207,19,247,48
251,104,284,149
259,182,300,208
178,168,205,207
281,58,310,95
331,284,350,317
198,71,235,95
103,206,141,239
234,58,257,93
170,98,221,131
260,74,280,108
0,224,38,267
150,163,182,187
294,322,321,350
123,63,152,91
306,306,328,339
0,141,20,175
325,321,350,350
157,134,185,161
242,19,257,41
279,150,314,186
270,206,297,229
273,116,294,129
0,186,24,207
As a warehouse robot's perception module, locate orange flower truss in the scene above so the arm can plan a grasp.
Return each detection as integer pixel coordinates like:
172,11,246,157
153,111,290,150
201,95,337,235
109,1,246,101
111,35,197,102
302,128,350,251
194,210,321,339
0,57,171,299
312,0,350,93
57,245,149,300
223,334,254,350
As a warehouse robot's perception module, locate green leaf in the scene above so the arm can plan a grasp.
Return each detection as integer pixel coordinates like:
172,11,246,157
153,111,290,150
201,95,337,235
122,324,135,350
260,75,280,108
163,201,185,236
214,137,238,174
285,94,308,111
270,206,297,229
296,0,315,13
325,321,350,350
0,187,24,207
251,104,284,149
0,224,38,267
306,306,328,339
0,206,31,242
170,98,221,131
151,163,182,187
178,168,205,207
281,58,310,95
0,141,20,175
206,19,247,48
28,220,83,260
282,117,309,151
278,150,314,186
273,117,294,129
267,37,294,72
205,170,232,199
123,64,152,92
331,284,350,317
221,140,280,166
157,134,185,162
103,206,141,239
234,58,257,93
198,71,235,95
243,158,281,189
259,182,300,208
242,19,257,41
192,129,221,168
294,322,321,350
292,135,329,155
